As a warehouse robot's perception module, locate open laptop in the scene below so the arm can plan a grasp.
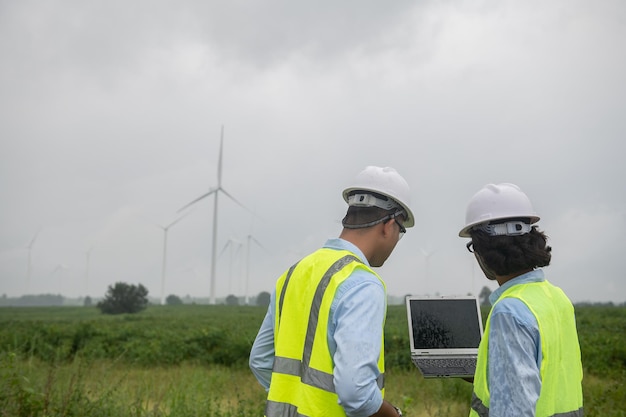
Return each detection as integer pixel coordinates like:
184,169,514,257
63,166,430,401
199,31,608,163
405,295,484,378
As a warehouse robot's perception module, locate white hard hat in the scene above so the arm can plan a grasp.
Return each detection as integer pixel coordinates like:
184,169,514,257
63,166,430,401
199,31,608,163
459,183,539,237
342,166,415,228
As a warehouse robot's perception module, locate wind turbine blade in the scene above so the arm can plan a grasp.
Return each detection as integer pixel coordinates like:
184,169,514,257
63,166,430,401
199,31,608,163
166,210,193,229
221,188,252,213
50,263,69,274
28,227,42,248
234,244,242,257
220,238,243,255
177,188,218,213
251,236,269,253
217,125,224,186
219,240,232,257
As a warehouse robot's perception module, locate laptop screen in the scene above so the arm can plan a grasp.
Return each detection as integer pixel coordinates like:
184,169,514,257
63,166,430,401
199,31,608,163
408,298,483,350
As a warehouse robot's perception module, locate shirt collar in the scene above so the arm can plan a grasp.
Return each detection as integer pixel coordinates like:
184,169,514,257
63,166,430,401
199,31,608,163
489,269,545,305
323,238,370,267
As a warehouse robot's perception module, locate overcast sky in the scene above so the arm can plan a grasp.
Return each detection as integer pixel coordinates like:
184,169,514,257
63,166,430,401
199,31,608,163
1,0,624,304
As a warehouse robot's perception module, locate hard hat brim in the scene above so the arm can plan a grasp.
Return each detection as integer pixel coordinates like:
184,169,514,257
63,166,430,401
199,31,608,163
458,215,540,237
343,186,415,228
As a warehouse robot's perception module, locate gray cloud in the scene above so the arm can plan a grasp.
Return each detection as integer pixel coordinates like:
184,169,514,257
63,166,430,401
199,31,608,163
1,0,624,303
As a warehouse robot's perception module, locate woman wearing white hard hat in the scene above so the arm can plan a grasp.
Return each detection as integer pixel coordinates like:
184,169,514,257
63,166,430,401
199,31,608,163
460,183,583,417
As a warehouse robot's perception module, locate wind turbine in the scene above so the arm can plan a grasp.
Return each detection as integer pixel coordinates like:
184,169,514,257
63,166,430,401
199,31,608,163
156,212,192,305
244,234,267,305
50,264,69,295
85,246,93,297
178,126,250,304
469,253,477,295
26,228,42,294
420,246,437,294
219,238,243,296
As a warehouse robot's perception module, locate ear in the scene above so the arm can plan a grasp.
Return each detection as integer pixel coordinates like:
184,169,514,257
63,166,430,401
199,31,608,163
381,218,395,239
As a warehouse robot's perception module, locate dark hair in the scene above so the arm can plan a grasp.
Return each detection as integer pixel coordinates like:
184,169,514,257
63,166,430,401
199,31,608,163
469,226,551,275
342,206,397,228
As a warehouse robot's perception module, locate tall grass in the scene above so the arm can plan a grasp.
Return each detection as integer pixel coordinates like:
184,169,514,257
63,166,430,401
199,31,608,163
0,353,470,417
0,353,267,417
1,304,624,416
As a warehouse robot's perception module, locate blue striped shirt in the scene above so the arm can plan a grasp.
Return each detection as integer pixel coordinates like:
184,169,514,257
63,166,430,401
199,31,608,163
486,269,544,417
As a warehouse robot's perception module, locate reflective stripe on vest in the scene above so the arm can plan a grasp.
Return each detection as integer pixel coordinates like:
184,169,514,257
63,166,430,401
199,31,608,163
271,356,384,393
469,281,584,417
266,401,307,417
275,255,383,393
471,394,583,417
266,252,385,417
470,393,489,417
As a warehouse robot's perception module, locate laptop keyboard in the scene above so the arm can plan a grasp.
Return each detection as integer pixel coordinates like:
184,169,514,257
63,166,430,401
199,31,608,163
415,357,476,375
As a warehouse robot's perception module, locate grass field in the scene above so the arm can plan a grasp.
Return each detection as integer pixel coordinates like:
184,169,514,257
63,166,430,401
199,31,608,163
1,304,624,416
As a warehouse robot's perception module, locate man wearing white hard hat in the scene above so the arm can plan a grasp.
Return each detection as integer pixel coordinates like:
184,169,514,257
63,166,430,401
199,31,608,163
460,183,583,417
250,166,412,417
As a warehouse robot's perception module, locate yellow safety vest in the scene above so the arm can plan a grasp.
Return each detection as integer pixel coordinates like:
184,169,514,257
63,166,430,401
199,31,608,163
265,248,386,417
470,281,583,417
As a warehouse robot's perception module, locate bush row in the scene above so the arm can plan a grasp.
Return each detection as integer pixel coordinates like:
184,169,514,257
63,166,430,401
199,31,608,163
1,305,625,378
0,305,264,367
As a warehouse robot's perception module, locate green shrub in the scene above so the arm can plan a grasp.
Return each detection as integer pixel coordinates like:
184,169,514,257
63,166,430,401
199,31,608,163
97,282,149,315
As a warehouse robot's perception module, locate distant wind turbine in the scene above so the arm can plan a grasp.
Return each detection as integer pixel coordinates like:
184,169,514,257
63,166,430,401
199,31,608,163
178,126,250,304
219,238,243,295
245,234,267,305
50,264,69,293
469,254,477,295
26,228,42,294
155,212,192,305
420,247,438,293
51,264,69,274
85,246,93,297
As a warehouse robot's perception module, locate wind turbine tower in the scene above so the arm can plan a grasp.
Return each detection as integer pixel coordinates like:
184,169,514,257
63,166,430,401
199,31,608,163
245,234,266,305
420,247,437,294
51,264,69,295
85,246,93,297
178,126,249,304
157,212,191,305
26,228,41,294
219,238,243,295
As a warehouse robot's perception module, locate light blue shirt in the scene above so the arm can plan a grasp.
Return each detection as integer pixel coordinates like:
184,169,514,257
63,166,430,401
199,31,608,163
486,269,544,417
249,238,386,417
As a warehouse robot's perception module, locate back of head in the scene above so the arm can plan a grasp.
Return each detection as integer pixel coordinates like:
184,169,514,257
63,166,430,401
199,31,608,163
470,228,552,275
460,183,551,275
342,166,415,228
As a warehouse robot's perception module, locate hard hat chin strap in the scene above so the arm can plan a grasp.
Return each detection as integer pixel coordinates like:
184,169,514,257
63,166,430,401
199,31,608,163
343,210,405,229
477,221,532,236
